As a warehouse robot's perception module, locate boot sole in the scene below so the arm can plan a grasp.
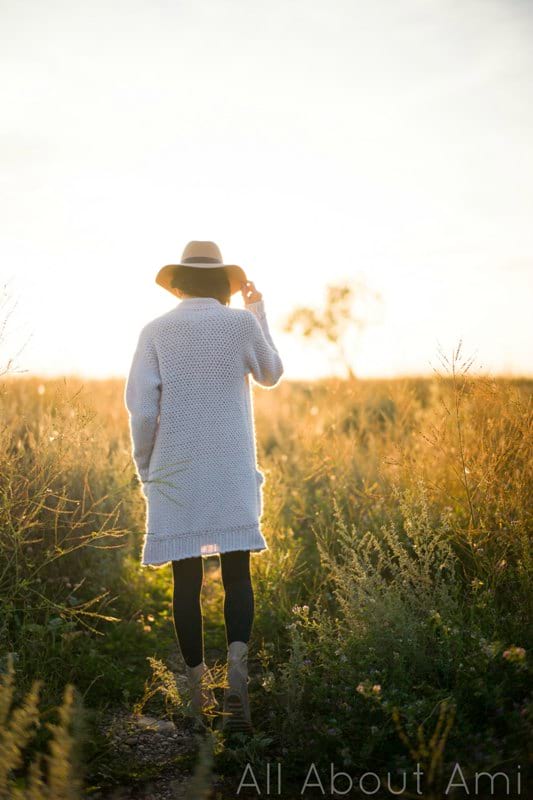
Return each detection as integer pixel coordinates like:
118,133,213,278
222,692,253,734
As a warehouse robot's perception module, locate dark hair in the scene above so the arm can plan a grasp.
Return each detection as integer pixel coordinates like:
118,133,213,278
170,266,231,306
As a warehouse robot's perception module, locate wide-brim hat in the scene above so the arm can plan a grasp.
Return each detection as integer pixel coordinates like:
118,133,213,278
156,241,247,296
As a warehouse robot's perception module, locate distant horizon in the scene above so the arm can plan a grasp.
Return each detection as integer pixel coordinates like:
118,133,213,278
5,367,532,384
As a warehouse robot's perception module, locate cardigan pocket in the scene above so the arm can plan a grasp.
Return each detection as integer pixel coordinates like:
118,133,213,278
255,470,265,516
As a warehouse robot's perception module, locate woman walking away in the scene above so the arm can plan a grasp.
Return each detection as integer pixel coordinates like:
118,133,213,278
124,241,284,733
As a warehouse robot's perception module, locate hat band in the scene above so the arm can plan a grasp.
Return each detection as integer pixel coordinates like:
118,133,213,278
181,256,222,264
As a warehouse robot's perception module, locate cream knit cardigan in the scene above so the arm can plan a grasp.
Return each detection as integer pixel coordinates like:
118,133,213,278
124,296,283,567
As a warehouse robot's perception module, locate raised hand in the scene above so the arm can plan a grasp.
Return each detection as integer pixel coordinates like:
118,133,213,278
240,280,263,305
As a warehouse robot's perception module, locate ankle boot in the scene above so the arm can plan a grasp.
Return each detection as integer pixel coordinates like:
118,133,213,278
185,661,217,715
223,641,252,733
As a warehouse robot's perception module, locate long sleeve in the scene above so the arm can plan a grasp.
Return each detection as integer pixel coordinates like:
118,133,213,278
244,299,284,388
124,325,162,482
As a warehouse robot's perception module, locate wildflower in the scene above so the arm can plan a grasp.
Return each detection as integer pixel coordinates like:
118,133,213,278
372,684,381,695
502,646,526,664
481,641,498,658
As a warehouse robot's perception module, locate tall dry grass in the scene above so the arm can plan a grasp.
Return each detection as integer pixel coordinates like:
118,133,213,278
0,353,531,795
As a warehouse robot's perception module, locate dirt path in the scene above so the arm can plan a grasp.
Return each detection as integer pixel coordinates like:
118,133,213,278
90,560,228,799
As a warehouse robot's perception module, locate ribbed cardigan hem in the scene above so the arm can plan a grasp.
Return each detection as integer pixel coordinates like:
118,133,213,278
140,524,268,567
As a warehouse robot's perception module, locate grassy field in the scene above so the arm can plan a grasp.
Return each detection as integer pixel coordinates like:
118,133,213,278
0,363,531,798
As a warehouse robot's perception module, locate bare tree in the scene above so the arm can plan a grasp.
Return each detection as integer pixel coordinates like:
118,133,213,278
283,280,382,380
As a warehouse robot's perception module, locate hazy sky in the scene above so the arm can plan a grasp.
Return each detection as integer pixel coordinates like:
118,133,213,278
1,0,532,380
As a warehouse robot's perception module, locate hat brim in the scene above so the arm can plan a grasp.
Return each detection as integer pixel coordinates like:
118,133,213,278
155,263,247,297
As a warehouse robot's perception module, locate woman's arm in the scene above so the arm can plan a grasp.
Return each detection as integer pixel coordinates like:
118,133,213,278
124,325,162,482
241,282,284,387
245,298,280,353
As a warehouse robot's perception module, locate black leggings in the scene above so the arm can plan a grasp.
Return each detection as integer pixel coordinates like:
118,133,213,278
171,550,254,668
